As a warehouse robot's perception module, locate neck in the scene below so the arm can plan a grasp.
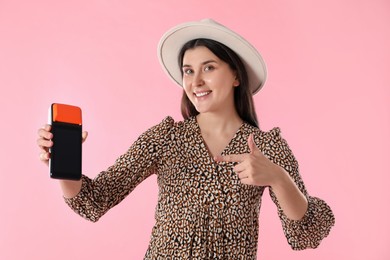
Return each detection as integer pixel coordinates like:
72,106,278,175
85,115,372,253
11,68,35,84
196,111,242,135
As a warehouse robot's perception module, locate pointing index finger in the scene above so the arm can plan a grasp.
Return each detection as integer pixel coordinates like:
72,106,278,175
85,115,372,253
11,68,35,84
214,153,248,163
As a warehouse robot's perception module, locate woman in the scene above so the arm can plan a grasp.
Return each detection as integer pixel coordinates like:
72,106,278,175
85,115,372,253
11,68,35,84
37,19,334,259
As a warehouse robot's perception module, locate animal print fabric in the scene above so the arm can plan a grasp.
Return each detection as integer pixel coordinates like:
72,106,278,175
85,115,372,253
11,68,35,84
64,116,334,259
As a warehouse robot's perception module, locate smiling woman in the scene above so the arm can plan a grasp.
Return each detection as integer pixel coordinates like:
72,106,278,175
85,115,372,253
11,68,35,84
179,38,258,128
36,18,335,259
182,46,239,118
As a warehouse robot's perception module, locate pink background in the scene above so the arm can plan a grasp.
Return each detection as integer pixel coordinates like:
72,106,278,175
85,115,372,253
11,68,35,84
1,0,389,259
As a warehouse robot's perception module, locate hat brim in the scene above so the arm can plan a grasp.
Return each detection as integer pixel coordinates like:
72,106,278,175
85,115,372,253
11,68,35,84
158,19,267,94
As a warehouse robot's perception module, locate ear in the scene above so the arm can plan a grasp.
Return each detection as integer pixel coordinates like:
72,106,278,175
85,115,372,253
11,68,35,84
233,79,240,87
233,71,240,87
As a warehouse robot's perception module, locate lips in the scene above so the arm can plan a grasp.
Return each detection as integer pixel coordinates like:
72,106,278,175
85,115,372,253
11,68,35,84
194,91,212,97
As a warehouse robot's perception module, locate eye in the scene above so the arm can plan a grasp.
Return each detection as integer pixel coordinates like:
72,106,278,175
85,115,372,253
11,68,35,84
183,68,193,75
204,65,215,72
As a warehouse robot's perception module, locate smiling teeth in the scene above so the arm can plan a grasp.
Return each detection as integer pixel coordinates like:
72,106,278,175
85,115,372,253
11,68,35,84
195,91,211,97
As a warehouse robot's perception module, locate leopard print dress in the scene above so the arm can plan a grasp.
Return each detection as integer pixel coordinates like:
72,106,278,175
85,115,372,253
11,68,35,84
65,116,335,259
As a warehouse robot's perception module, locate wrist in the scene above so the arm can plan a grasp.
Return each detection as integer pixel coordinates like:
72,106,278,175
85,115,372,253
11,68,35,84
269,165,290,190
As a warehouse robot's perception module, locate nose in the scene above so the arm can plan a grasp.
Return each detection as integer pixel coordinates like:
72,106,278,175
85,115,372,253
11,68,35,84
192,71,205,87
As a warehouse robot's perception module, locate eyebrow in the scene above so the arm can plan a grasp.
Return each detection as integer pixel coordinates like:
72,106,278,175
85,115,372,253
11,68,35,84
182,59,218,68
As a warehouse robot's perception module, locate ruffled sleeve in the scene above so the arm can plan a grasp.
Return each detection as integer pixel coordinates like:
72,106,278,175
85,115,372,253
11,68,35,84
259,127,335,250
64,116,174,222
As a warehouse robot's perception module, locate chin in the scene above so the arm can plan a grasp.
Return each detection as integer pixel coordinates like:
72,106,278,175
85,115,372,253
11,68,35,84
193,105,210,114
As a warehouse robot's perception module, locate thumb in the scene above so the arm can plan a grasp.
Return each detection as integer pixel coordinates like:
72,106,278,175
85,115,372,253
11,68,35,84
248,134,258,154
82,131,88,143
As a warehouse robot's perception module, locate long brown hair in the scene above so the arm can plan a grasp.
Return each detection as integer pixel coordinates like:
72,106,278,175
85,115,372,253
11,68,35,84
178,38,259,128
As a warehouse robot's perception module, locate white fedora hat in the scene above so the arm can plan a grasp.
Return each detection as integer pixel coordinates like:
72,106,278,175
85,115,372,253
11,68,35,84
158,19,267,94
